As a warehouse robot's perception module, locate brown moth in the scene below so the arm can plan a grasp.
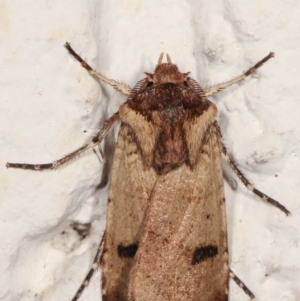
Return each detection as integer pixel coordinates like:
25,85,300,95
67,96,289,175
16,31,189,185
7,43,290,301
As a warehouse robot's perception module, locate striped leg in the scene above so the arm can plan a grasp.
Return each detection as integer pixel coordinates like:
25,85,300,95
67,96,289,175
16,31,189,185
6,112,119,170
203,52,274,97
71,233,105,301
230,269,255,299
221,144,290,215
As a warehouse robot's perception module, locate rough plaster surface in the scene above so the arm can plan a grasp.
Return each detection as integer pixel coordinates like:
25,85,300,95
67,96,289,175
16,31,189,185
1,1,300,301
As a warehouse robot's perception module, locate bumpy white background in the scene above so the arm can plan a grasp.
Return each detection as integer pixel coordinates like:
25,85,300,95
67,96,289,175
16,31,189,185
1,1,300,301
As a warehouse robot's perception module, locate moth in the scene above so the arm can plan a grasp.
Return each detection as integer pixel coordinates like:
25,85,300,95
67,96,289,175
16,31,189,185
7,43,290,301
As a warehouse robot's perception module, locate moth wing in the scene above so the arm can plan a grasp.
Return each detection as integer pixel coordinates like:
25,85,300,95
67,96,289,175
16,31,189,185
101,123,157,301
129,124,229,301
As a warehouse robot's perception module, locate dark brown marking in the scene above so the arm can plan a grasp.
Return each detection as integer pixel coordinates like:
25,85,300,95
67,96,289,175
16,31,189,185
192,245,218,265
92,136,100,143
146,81,153,88
117,244,138,258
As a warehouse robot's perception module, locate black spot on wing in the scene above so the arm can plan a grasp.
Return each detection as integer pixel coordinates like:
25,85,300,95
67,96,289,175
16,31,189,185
117,243,138,258
192,245,218,265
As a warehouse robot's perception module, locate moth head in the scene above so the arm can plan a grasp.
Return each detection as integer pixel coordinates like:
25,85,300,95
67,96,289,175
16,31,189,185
145,53,190,86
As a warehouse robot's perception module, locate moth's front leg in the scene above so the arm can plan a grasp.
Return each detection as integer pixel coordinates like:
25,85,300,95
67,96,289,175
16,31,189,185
203,52,274,97
6,112,119,171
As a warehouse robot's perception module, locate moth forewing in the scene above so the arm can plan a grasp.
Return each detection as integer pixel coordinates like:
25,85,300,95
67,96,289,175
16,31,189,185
128,125,228,301
100,123,158,300
6,44,289,301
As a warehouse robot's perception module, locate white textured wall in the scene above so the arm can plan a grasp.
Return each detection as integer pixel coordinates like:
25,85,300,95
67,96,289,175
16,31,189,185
1,1,299,301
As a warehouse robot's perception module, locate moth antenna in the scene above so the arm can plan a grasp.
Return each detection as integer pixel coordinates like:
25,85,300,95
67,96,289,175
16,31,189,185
158,53,164,64
166,53,172,63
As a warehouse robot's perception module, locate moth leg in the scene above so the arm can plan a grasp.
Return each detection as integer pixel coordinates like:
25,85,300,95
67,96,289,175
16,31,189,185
71,233,105,301
6,112,119,170
229,269,255,299
221,144,290,215
65,42,132,96
203,52,274,97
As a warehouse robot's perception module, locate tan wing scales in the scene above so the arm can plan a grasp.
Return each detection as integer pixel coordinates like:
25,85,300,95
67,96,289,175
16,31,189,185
101,124,158,301
129,124,228,301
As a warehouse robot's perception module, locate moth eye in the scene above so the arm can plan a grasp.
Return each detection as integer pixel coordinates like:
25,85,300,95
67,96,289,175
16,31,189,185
183,81,189,87
146,81,153,87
